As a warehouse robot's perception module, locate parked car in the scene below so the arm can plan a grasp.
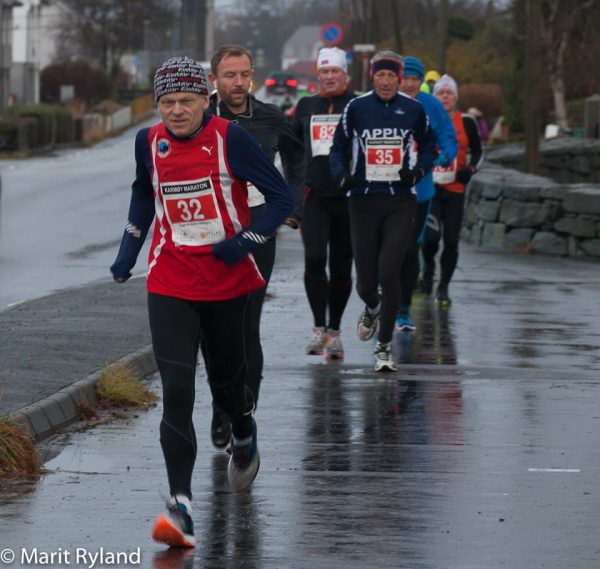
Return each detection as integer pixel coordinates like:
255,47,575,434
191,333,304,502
264,72,298,96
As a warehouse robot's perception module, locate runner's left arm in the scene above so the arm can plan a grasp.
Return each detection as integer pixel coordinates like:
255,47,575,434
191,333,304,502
212,123,293,265
454,114,484,184
329,100,355,188
463,114,484,171
278,118,305,225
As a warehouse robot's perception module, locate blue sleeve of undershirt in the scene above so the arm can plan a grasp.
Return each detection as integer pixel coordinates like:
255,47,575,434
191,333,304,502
414,107,436,173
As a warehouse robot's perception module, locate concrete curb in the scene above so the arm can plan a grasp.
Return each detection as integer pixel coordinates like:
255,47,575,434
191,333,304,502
7,345,157,442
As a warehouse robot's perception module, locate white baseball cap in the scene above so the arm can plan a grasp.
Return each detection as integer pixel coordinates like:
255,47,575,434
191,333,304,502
317,47,347,73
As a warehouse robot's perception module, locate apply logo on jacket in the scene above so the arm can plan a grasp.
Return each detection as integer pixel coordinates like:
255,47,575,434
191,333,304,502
359,127,411,139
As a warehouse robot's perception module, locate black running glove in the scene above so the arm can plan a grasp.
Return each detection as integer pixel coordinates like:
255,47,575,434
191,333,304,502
456,166,475,184
212,231,269,266
397,167,426,188
335,168,357,192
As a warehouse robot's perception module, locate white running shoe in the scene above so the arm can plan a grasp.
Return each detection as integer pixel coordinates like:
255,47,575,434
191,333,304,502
306,326,327,355
374,342,397,372
325,330,344,360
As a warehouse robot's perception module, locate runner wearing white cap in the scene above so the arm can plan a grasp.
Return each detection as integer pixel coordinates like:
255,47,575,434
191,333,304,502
292,47,356,361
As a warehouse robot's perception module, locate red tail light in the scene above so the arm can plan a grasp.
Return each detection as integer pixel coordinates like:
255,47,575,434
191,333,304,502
286,79,298,87
265,79,276,87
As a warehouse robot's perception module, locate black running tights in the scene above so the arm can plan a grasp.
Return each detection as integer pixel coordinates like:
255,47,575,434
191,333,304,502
400,200,431,306
301,193,353,330
422,187,465,285
148,292,254,499
348,194,416,344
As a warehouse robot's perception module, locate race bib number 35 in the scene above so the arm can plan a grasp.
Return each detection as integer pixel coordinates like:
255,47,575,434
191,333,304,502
365,138,402,182
310,114,341,157
162,177,226,246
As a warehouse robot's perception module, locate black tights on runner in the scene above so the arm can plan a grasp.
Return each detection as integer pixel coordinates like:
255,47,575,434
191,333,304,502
242,204,276,405
244,236,275,404
400,200,431,306
301,193,353,331
148,292,254,499
349,194,416,344
422,188,465,285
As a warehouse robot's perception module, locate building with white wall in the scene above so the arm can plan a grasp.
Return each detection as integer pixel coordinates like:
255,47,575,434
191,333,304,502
12,0,64,104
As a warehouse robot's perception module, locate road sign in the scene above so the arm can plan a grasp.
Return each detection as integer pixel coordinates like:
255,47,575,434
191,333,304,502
353,43,376,53
321,23,343,46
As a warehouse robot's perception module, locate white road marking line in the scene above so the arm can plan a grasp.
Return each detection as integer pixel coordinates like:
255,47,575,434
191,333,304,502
528,468,580,473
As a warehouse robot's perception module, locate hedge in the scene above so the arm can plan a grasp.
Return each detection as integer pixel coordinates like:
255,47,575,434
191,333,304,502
2,104,75,148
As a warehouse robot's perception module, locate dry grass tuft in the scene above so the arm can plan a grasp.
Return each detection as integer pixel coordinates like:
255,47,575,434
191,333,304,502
96,365,158,408
78,401,99,420
0,420,42,479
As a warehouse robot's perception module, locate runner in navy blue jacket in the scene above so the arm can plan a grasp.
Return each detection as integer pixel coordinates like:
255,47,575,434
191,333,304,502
330,50,436,372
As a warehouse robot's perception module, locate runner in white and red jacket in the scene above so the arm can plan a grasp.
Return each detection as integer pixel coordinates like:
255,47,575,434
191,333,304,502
110,56,292,549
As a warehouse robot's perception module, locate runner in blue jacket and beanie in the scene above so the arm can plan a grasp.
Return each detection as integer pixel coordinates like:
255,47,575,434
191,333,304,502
396,56,457,331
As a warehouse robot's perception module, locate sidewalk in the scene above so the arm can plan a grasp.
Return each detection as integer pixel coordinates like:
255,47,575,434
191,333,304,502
0,277,154,438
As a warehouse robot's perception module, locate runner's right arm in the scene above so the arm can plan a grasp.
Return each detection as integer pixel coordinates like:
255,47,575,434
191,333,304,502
110,128,155,282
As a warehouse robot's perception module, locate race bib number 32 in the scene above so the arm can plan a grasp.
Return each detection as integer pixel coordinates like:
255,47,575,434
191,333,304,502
365,138,402,182
162,177,226,246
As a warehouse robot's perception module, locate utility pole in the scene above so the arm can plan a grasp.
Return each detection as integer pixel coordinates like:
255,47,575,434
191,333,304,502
435,0,449,73
205,0,214,63
391,0,403,54
181,0,206,60
0,2,7,111
524,0,541,173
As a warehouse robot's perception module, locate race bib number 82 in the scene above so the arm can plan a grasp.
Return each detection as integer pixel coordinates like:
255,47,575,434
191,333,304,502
310,114,341,157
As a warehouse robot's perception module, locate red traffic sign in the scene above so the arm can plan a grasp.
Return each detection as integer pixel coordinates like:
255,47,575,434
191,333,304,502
320,23,343,46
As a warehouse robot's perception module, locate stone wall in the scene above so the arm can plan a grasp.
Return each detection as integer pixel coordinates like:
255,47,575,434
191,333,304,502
463,164,600,258
486,138,600,184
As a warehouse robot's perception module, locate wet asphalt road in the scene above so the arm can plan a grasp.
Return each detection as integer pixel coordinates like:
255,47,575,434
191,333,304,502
0,120,154,310
1,229,600,568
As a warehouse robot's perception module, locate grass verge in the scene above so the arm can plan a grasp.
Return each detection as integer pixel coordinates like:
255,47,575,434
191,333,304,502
96,364,158,408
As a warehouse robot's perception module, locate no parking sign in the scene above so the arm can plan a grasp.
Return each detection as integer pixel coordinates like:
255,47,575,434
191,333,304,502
320,22,343,46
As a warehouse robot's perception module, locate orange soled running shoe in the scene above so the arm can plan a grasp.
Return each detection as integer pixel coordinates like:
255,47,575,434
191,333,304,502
152,498,195,548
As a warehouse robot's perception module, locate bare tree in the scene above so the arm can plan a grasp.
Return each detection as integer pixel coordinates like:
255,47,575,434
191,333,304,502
539,0,596,129
57,0,177,76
